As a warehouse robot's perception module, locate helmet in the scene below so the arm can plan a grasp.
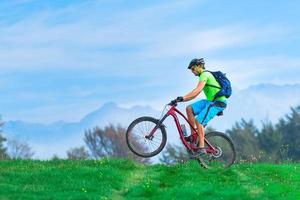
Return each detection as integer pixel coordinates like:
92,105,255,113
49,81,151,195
187,58,205,69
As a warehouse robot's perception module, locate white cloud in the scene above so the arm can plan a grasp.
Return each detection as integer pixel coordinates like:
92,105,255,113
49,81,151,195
141,24,292,59
0,0,292,72
208,56,300,89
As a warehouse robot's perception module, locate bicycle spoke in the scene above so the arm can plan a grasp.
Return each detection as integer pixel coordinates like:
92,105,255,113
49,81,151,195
127,119,165,156
137,124,146,136
198,132,235,169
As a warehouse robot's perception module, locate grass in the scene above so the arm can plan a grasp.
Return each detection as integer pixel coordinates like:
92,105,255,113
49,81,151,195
0,159,299,199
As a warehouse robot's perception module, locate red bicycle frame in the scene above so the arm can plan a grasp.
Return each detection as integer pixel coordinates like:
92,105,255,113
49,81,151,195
147,105,217,154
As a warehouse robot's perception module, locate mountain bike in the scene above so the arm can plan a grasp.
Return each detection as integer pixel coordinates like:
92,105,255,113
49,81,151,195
126,101,236,169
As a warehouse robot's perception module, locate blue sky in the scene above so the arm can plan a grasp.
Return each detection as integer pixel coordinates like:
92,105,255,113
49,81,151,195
0,0,300,123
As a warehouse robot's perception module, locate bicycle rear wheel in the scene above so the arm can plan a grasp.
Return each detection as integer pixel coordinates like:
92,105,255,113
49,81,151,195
197,131,236,169
126,116,167,158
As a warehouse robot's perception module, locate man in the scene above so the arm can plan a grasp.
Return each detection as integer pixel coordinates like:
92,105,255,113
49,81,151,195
172,58,227,156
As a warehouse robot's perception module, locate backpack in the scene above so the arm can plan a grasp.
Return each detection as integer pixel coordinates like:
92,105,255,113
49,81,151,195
204,70,232,101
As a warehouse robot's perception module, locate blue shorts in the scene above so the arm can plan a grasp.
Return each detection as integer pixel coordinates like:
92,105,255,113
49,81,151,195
190,100,226,126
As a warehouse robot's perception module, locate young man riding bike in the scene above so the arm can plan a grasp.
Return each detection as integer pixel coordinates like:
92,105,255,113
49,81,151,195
171,58,228,157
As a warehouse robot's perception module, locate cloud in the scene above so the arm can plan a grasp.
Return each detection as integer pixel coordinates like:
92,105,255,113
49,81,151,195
141,24,291,59
0,1,203,65
208,56,300,89
0,0,292,72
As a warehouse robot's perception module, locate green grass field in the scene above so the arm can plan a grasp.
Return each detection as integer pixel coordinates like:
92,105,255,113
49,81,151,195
0,159,299,200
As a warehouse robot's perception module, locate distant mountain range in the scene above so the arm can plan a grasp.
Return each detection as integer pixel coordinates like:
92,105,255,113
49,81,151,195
3,102,159,159
218,83,300,129
3,83,300,159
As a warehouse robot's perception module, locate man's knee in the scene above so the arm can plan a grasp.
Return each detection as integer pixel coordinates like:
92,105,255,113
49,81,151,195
195,119,204,128
186,105,193,114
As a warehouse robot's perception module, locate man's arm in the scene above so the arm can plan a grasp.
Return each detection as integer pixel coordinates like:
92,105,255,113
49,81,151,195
183,80,206,101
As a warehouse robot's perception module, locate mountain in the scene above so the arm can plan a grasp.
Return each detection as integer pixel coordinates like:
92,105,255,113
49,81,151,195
212,83,300,131
3,102,160,159
3,84,300,159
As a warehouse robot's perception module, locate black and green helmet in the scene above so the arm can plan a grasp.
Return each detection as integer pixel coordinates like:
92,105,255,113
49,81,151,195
188,58,205,69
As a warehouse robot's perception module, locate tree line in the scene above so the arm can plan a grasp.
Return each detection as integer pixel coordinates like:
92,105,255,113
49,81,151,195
228,105,300,163
0,105,299,164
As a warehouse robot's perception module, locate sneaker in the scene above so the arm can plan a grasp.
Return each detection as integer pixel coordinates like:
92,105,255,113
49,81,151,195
191,148,207,158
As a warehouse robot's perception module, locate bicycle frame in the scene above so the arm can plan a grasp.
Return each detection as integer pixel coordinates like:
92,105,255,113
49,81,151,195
147,105,217,153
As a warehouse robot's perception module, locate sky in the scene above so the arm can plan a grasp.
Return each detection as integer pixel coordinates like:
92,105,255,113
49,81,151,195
0,0,300,123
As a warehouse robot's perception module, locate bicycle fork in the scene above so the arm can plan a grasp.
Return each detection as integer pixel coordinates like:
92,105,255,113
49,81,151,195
145,113,168,140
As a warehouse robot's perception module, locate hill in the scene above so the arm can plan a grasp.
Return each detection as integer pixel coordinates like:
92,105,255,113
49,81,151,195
0,159,299,199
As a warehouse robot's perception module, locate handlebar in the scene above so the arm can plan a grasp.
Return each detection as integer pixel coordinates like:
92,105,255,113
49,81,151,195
168,100,178,107
168,96,184,106
160,100,179,120
168,102,176,106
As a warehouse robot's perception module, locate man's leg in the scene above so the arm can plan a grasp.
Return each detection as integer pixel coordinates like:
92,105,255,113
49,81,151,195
195,120,205,148
193,100,212,150
195,102,226,149
186,105,196,135
188,100,206,135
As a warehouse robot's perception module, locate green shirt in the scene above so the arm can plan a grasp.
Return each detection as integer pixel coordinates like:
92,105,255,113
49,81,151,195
199,71,227,102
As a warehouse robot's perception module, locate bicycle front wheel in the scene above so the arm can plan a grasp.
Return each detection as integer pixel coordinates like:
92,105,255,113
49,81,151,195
197,131,236,169
126,116,167,158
